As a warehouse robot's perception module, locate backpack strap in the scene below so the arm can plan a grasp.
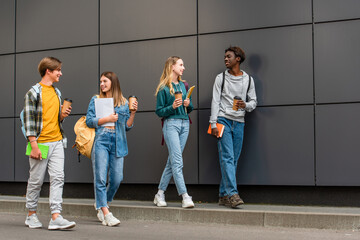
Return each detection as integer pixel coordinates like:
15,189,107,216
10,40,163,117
183,81,189,92
78,150,81,162
221,71,252,101
221,71,225,94
32,84,41,110
182,81,192,123
246,75,252,102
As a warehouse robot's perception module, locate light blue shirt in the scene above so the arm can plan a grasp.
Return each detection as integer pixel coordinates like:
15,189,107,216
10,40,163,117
86,95,133,157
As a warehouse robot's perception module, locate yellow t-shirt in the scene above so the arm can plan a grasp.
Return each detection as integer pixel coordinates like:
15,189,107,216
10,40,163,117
37,83,63,143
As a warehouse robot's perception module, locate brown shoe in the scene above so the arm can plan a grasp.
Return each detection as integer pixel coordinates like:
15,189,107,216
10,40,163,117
229,194,244,208
218,196,230,206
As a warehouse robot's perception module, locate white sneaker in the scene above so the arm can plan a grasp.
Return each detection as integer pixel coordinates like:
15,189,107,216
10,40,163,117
182,196,195,208
25,214,42,229
97,210,105,222
154,194,167,207
94,203,105,222
102,212,120,227
48,215,76,230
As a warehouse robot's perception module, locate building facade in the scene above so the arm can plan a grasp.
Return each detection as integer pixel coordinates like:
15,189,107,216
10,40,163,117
1,1,360,197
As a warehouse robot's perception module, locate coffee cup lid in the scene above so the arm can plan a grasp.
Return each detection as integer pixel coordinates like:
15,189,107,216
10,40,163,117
175,91,182,94
129,95,137,99
64,98,72,102
234,96,242,100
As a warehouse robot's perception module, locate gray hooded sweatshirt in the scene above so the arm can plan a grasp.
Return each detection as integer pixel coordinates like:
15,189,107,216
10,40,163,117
209,70,257,128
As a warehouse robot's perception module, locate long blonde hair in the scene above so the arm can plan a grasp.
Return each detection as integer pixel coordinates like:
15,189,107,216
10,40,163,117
99,71,127,106
155,56,185,96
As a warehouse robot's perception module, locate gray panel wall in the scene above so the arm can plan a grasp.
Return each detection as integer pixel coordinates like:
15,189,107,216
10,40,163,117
199,107,314,185
314,20,360,103
125,112,198,184
0,0,14,54
15,119,31,182
100,37,198,111
15,47,99,116
316,104,360,186
100,0,197,43
0,119,14,181
199,25,313,108
0,55,15,117
198,0,312,33
314,0,360,22
16,0,98,52
239,106,314,185
1,0,359,187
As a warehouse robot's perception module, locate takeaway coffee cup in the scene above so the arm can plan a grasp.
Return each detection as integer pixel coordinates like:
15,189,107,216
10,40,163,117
62,98,72,113
128,96,137,111
232,96,242,111
174,91,182,100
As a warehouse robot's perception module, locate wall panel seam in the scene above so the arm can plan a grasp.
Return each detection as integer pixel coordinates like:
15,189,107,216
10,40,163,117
314,18,360,25
311,0,317,186
13,0,17,182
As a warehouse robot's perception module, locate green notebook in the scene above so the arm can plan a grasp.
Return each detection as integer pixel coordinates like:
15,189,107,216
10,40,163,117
26,142,49,159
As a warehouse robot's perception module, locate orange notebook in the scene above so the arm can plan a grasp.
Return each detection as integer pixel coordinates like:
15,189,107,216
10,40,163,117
207,123,225,137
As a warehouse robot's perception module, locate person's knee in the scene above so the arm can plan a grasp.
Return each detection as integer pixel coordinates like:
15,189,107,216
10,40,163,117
28,179,44,190
220,153,234,163
50,172,64,185
172,162,183,173
96,176,107,187
112,175,123,186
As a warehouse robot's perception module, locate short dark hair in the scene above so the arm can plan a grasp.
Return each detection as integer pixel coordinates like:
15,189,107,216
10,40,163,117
38,57,62,77
225,46,246,64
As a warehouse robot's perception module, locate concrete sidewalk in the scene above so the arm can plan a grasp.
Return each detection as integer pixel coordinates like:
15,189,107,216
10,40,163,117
1,195,360,230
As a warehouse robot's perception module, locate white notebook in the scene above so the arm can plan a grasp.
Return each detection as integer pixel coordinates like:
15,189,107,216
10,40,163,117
95,98,115,127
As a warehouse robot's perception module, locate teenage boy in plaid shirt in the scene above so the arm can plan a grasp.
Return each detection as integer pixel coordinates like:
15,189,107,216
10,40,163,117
23,57,76,230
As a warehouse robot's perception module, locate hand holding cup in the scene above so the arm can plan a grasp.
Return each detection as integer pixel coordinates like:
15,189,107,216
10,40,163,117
128,96,138,112
172,91,183,109
233,96,245,110
61,98,72,120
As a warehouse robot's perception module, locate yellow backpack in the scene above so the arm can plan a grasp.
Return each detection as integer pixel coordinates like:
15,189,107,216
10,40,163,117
73,116,95,161
72,95,98,161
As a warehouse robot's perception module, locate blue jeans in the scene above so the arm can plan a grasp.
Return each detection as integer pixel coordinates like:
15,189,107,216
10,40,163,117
158,119,189,195
92,128,124,209
217,117,245,197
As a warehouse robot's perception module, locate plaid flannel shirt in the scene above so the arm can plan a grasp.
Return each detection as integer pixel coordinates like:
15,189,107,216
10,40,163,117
23,83,67,147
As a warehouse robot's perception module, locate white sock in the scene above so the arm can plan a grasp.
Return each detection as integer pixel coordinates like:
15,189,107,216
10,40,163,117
157,190,165,196
182,193,190,199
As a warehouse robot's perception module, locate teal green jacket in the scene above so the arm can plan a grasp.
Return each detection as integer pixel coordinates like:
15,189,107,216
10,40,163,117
155,81,193,119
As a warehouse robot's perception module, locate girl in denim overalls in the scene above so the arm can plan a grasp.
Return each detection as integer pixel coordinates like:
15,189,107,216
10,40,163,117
86,71,138,226
153,56,195,208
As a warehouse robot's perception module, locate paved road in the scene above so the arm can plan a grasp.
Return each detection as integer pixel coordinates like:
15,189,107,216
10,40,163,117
1,212,360,240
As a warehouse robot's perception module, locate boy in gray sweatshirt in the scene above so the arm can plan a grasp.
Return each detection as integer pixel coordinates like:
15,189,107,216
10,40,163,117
209,46,257,208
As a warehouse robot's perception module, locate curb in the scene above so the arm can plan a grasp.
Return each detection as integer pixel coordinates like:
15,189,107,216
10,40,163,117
1,197,360,230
